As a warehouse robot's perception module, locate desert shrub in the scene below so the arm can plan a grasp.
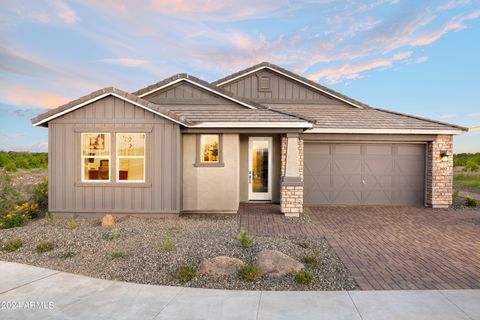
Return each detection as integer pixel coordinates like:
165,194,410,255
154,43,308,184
465,196,478,207
110,251,127,259
240,264,262,281
0,213,25,229
31,176,48,210
239,229,255,248
66,218,77,230
297,240,310,249
294,269,313,285
2,239,23,252
45,212,56,225
465,160,479,172
0,170,22,215
59,251,76,258
14,202,39,219
159,234,174,251
302,255,319,267
0,151,47,170
36,242,54,253
173,265,197,282
107,229,121,240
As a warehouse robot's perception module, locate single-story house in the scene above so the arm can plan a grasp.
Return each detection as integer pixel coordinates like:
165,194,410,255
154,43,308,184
31,62,467,217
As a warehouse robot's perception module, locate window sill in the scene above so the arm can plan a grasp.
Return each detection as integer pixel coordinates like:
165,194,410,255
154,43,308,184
193,162,225,167
75,182,152,188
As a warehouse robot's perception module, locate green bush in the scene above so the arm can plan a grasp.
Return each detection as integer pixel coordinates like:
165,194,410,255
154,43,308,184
0,213,25,229
173,265,197,283
59,251,76,258
66,218,77,230
0,151,47,171
45,212,56,225
239,229,255,248
239,264,262,281
31,177,48,210
159,234,174,251
2,239,23,252
465,196,478,207
14,202,39,219
465,160,479,172
110,251,127,259
302,255,319,267
36,242,54,253
294,269,313,285
0,170,22,215
454,153,480,168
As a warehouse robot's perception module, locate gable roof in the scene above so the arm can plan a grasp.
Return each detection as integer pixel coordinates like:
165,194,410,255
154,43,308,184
133,73,265,110
31,87,191,127
212,62,369,109
31,86,312,129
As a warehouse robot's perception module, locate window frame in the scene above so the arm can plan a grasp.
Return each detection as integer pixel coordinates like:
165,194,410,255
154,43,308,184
115,132,146,183
194,134,224,167
80,132,111,183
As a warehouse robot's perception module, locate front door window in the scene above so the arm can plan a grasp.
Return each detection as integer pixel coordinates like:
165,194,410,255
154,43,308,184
248,137,272,200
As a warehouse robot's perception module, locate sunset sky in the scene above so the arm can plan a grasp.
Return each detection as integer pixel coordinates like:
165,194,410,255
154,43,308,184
0,0,479,152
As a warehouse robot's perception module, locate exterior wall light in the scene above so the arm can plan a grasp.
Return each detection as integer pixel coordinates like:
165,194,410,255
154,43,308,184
440,151,449,162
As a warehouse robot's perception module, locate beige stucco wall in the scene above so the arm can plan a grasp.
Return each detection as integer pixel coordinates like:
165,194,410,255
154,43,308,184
182,133,240,212
239,134,281,202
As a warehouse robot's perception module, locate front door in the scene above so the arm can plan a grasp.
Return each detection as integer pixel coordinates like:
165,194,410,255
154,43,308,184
248,137,272,200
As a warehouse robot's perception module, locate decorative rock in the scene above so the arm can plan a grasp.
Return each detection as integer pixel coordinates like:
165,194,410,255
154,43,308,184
256,250,304,277
199,256,245,277
101,214,115,227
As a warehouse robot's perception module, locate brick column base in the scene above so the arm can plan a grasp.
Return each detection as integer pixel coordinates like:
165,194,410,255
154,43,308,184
426,135,453,208
281,185,303,217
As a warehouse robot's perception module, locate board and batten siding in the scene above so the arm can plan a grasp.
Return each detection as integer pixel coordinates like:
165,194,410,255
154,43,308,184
220,70,345,105
48,95,181,214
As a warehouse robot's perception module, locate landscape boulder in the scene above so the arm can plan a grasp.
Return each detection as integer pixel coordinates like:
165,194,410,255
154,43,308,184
199,256,245,277
101,214,115,227
256,250,304,277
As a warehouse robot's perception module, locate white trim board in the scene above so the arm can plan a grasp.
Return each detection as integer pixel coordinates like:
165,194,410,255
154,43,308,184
305,128,465,135
215,66,363,109
32,93,186,127
138,78,257,110
192,122,313,128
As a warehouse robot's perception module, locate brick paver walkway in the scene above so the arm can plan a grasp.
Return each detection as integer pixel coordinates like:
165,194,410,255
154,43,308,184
238,203,480,290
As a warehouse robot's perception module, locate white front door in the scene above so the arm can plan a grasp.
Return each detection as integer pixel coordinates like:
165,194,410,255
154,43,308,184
248,137,272,200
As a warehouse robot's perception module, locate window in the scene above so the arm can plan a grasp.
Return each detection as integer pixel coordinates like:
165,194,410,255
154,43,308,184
116,133,145,182
200,134,220,163
81,133,111,182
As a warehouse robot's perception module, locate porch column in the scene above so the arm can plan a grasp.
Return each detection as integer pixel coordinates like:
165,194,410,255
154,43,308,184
280,133,304,217
426,135,453,208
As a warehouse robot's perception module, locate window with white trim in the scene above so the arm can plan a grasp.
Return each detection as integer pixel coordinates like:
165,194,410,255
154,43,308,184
81,133,111,182
116,133,146,182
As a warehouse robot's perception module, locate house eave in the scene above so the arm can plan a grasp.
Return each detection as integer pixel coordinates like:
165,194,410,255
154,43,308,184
191,122,313,129
305,128,466,135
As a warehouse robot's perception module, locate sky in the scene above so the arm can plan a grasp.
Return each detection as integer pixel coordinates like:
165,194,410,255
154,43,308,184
0,0,479,153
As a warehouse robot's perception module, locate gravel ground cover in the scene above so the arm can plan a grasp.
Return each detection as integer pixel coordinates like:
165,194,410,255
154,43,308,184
0,215,357,291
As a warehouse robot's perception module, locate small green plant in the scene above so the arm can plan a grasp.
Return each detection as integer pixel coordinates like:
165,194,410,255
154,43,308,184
465,195,478,207
240,264,262,281
67,218,77,230
59,250,76,258
297,240,310,249
2,239,23,252
294,269,313,286
108,229,121,240
14,202,39,219
45,212,56,225
36,242,54,253
173,265,197,283
159,234,174,251
0,169,22,215
302,255,319,267
110,251,127,259
239,229,255,248
452,188,460,202
31,176,48,210
1,212,26,229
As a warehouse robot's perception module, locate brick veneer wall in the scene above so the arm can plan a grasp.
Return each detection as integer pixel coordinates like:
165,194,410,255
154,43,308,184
426,135,453,208
280,135,304,217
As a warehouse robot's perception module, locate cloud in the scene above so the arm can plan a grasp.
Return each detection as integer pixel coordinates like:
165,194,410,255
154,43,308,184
7,0,77,25
0,82,69,108
1,141,48,152
439,114,457,119
52,1,77,24
99,58,148,67
437,0,471,12
468,112,480,117
393,51,413,60
414,56,430,64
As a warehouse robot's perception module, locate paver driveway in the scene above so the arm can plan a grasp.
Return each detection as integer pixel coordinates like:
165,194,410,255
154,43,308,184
238,204,480,290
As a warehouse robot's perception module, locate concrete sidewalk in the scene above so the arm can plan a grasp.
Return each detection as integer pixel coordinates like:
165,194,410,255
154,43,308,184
0,261,479,320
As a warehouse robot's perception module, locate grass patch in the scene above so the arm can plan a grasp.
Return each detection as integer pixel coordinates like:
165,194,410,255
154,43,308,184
110,251,127,259
67,218,77,230
59,250,76,259
108,229,121,240
0,213,25,229
239,229,255,248
173,265,196,283
294,269,313,286
240,264,262,281
297,240,310,249
36,242,54,253
2,239,23,252
45,212,56,225
159,234,174,251
302,254,319,267
454,173,480,191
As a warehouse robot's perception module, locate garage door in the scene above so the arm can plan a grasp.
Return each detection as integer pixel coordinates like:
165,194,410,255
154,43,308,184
304,143,425,206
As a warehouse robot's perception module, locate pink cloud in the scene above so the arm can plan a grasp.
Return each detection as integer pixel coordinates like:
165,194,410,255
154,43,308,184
0,82,70,108
52,1,77,24
99,58,148,67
